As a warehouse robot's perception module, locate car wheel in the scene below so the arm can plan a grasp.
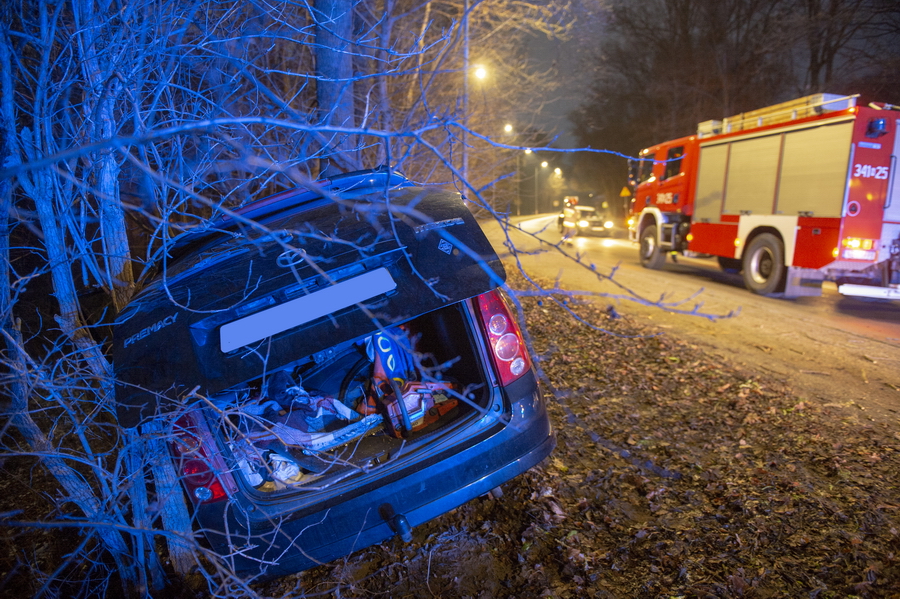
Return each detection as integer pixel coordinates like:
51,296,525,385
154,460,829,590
717,256,742,274
639,224,665,269
742,233,785,295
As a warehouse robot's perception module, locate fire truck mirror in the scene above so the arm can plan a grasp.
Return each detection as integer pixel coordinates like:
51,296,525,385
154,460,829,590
866,118,888,138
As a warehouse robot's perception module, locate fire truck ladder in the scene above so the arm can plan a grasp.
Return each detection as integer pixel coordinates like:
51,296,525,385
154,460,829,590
697,93,859,137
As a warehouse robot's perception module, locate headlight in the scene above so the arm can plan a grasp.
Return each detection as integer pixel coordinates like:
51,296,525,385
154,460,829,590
577,220,589,228
604,221,614,229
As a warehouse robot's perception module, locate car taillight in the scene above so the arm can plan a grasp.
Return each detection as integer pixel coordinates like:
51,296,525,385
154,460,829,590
171,415,228,504
476,289,530,386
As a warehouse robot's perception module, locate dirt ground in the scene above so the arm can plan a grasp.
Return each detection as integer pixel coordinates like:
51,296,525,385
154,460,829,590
277,275,900,598
3,272,900,598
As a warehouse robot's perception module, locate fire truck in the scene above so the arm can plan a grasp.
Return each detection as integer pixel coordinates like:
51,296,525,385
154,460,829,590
628,94,900,299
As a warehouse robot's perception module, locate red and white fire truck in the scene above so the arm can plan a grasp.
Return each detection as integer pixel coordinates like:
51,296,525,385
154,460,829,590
628,94,900,299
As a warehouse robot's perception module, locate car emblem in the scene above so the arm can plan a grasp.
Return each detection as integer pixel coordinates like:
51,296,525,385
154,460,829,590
276,249,305,268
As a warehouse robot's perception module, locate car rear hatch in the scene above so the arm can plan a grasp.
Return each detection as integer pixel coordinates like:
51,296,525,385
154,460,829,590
113,170,505,427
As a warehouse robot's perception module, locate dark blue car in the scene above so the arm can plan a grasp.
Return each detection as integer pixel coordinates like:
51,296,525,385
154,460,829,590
113,169,554,578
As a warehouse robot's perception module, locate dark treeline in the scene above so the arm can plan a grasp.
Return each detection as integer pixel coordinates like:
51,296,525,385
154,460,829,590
569,0,900,207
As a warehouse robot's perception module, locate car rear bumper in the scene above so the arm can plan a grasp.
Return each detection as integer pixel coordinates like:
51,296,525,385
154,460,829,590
196,373,554,577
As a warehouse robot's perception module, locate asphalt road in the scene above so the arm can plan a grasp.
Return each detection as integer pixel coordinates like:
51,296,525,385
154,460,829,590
482,214,900,425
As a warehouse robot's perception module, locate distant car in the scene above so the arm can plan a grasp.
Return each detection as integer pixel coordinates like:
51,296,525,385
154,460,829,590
114,168,555,578
558,205,617,237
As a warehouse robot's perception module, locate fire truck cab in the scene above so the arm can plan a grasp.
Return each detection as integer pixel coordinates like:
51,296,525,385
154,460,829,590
629,94,900,299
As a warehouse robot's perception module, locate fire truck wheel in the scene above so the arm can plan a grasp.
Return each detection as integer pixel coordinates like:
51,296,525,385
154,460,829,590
742,233,786,295
639,225,665,269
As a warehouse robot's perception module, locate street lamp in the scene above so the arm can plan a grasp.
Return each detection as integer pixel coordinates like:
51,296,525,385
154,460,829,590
534,161,549,214
462,0,472,182
462,56,489,183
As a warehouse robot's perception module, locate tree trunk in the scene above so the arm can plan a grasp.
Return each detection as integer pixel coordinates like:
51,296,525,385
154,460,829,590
73,0,135,310
125,428,166,591
143,420,196,576
314,0,360,174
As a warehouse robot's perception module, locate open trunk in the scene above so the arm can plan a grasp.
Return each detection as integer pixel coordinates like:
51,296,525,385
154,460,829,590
200,299,491,495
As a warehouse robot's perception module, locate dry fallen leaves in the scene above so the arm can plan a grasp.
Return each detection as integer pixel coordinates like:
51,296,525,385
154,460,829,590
290,271,900,599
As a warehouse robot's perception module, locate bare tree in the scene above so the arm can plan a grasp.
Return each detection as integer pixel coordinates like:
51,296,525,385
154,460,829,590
1,0,585,596
790,0,880,93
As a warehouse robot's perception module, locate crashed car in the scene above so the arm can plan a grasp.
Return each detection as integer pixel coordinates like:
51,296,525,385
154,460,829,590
114,168,555,578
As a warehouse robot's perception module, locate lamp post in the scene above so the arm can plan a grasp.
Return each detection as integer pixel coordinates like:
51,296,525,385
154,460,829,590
503,124,518,215
462,66,487,184
461,0,487,185
462,0,471,182
534,160,548,214
522,149,533,214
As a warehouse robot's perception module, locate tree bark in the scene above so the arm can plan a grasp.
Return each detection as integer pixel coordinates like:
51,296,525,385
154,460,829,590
314,0,360,174
73,0,135,310
143,420,196,576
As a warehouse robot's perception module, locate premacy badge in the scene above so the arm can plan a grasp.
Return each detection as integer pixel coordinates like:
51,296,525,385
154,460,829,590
124,313,178,348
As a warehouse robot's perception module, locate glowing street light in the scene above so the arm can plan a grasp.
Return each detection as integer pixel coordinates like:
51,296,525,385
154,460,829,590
504,123,513,134
474,65,487,80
